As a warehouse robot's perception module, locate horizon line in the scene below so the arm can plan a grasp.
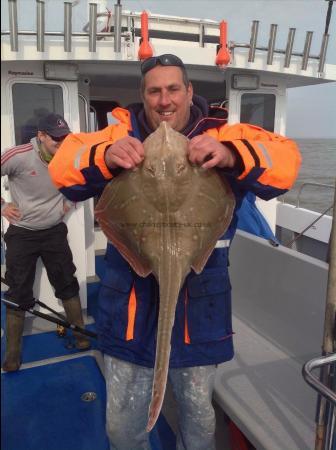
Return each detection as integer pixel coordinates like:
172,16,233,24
289,136,336,139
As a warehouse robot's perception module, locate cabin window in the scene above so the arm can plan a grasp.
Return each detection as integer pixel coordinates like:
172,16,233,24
90,100,121,129
12,83,64,145
240,93,275,131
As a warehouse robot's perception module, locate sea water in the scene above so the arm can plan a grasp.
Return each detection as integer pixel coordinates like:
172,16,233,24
282,138,336,214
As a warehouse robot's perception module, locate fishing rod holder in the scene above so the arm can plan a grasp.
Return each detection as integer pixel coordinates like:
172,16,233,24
230,21,329,74
2,0,331,74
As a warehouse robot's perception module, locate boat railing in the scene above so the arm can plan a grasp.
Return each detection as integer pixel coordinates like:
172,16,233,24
303,354,336,406
229,22,328,72
302,353,336,450
1,0,331,74
295,182,335,208
278,182,334,252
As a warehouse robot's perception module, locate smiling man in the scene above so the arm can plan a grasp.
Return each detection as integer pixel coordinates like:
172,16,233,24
142,62,193,131
103,54,237,172
49,54,301,450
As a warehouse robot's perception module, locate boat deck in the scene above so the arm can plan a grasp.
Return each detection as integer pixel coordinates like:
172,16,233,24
2,355,109,450
2,232,329,450
1,255,177,450
1,353,175,450
214,231,329,450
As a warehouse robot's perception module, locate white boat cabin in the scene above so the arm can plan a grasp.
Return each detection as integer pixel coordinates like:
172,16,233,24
1,2,335,450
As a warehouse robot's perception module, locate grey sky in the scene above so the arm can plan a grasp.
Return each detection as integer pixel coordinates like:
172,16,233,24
1,0,335,137
118,0,336,138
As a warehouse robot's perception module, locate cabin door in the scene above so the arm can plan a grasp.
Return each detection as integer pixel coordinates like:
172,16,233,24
1,73,88,317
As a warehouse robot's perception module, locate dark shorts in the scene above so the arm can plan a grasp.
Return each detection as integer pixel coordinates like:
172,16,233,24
4,222,79,307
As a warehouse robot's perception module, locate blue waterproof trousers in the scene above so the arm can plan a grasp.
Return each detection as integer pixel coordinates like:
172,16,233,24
104,355,216,450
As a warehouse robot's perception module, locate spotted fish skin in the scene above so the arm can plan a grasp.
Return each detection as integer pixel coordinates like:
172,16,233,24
95,121,235,432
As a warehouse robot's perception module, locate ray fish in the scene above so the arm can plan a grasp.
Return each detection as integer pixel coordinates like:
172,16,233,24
95,121,235,432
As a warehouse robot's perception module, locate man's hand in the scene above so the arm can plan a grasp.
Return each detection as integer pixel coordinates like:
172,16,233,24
1,202,22,223
105,136,145,170
188,135,236,170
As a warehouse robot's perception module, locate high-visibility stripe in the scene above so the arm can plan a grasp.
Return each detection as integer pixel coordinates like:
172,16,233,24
256,140,302,190
49,129,116,188
184,289,191,344
74,145,87,169
126,285,137,341
215,123,301,188
244,141,273,171
242,139,274,173
257,142,273,168
215,239,230,248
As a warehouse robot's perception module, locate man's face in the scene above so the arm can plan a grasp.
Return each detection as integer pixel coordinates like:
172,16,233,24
142,65,193,132
38,131,66,155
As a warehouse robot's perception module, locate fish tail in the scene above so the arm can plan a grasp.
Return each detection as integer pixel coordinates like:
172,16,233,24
146,262,184,432
146,367,168,432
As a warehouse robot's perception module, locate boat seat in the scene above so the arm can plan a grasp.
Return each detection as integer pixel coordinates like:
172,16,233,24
214,230,328,450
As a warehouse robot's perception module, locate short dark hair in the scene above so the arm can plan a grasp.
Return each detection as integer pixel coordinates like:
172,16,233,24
140,54,189,92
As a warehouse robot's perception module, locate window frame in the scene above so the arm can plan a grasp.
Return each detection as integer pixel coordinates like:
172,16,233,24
240,92,277,132
6,78,70,146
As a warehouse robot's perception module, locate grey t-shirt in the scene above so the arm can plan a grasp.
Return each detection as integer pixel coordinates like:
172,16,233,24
1,138,70,230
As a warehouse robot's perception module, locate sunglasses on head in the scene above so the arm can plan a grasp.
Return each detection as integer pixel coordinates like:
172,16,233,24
141,54,185,75
48,134,67,142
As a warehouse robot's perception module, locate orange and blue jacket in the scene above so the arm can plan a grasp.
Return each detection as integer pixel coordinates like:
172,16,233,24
49,100,301,368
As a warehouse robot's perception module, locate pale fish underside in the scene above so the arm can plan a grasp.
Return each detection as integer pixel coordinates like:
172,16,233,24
95,121,235,432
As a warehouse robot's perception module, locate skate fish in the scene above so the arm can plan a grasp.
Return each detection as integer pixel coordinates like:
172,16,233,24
95,121,235,432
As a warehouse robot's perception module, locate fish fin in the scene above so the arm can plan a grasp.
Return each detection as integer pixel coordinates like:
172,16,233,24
95,171,154,277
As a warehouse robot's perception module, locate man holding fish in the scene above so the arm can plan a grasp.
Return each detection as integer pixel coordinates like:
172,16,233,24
49,54,301,450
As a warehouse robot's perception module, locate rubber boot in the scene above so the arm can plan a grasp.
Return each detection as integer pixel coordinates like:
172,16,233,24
2,308,25,372
62,296,91,350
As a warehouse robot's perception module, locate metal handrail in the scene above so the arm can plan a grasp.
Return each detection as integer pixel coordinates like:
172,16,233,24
1,0,330,72
302,354,336,406
295,182,334,208
80,10,218,28
78,93,90,133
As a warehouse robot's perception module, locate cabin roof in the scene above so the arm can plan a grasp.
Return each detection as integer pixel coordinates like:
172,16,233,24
1,4,335,88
